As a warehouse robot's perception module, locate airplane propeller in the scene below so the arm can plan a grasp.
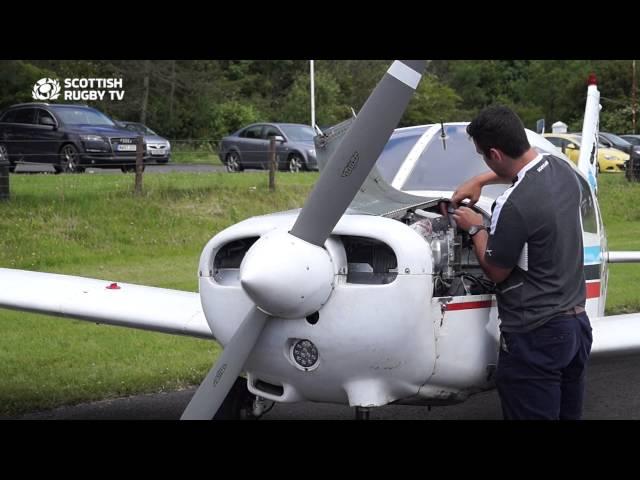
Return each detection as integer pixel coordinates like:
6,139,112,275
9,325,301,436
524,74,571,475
181,60,426,420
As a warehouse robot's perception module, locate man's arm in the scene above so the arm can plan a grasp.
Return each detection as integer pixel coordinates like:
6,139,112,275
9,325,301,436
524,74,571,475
467,229,513,284
451,206,513,284
451,171,513,206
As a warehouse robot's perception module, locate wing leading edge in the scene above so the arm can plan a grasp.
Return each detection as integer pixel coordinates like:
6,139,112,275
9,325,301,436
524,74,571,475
0,268,213,339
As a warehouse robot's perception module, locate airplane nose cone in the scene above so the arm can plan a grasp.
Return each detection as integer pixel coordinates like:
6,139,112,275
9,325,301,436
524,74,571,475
239,229,335,319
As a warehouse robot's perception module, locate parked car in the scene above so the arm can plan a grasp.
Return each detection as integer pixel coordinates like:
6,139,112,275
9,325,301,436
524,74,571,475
116,121,171,165
219,123,318,173
598,131,640,161
619,134,640,146
0,102,142,173
543,132,628,173
619,134,640,181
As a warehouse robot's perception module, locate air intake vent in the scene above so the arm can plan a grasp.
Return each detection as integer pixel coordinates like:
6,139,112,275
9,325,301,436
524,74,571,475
254,379,284,397
341,236,398,284
212,237,259,285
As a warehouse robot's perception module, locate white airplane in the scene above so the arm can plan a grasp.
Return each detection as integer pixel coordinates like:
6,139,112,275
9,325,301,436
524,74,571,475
1,61,640,420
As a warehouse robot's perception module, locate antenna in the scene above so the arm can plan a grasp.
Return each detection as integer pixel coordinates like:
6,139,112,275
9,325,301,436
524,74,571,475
440,121,447,150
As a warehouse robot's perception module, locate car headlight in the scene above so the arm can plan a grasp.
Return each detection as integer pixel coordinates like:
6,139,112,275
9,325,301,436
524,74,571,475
80,135,106,142
603,155,616,160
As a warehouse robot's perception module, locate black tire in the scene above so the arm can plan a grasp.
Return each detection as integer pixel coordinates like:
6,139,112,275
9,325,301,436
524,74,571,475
225,151,243,172
212,377,258,420
288,153,304,173
0,144,14,172
59,144,85,173
121,165,145,173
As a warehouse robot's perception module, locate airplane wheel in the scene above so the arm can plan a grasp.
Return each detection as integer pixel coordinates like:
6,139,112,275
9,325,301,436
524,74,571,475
213,377,259,420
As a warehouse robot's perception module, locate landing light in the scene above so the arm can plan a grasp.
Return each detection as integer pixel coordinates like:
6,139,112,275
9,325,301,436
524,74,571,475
291,339,319,370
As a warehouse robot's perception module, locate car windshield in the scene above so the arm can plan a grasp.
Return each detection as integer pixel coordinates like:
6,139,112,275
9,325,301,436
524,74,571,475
574,135,607,148
279,124,315,142
604,133,632,147
53,107,116,126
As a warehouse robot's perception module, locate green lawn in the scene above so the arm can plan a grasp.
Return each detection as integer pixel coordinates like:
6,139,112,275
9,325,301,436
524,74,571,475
596,174,640,314
0,170,638,415
170,144,223,165
0,171,317,415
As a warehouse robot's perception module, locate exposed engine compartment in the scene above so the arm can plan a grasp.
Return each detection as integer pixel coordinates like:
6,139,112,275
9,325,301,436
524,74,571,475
392,199,495,297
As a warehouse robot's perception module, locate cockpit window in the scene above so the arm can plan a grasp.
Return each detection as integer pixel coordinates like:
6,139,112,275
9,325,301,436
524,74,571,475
376,123,508,199
374,130,425,181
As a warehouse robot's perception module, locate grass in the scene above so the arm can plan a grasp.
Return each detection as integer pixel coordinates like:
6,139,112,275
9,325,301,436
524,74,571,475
0,171,317,415
596,174,640,314
0,170,638,415
170,144,223,166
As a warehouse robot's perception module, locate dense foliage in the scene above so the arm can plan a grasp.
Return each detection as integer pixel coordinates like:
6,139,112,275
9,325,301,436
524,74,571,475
2,60,639,147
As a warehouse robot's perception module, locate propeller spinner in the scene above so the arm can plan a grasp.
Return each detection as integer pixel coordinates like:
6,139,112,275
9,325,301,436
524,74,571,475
181,60,427,420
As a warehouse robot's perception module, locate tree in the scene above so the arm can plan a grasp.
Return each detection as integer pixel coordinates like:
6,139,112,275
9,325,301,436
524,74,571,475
278,69,346,126
0,61,55,109
401,74,462,126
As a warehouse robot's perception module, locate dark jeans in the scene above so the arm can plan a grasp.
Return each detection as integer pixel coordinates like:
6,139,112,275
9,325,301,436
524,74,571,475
495,311,593,420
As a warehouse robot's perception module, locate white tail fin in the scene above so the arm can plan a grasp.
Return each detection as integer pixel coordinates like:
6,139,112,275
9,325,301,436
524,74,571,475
577,73,601,194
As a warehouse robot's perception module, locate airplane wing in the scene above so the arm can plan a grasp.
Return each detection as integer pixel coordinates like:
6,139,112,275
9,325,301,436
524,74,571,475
608,251,640,263
591,313,640,358
591,249,640,357
0,268,214,340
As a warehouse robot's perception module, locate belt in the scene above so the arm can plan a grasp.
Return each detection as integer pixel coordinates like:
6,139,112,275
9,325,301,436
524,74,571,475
561,305,585,316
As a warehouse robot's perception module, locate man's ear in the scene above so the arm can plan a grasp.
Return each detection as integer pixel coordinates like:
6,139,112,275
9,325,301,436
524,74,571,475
488,147,502,162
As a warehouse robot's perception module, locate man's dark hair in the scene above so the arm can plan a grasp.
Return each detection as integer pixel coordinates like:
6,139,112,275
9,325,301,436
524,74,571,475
466,105,530,158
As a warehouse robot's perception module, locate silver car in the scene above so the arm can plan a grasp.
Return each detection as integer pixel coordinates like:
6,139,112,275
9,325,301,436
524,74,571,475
117,121,171,165
219,123,318,173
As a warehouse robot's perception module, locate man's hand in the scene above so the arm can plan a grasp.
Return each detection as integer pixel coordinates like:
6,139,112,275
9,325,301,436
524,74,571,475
451,171,512,206
452,206,484,232
451,178,483,206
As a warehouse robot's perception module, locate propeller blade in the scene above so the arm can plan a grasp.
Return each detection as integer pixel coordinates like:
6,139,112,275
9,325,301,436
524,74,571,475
290,60,426,246
180,307,268,420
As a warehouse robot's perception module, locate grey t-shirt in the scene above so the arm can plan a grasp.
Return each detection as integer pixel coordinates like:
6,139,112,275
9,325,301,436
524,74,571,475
486,154,586,332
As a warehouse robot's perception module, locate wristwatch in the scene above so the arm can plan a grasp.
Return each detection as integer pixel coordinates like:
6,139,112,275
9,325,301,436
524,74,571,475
468,224,488,237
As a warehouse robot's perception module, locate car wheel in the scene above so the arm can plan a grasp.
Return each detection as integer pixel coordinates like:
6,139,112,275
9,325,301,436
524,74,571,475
288,153,303,173
121,165,145,173
225,152,242,172
60,144,85,173
0,144,14,172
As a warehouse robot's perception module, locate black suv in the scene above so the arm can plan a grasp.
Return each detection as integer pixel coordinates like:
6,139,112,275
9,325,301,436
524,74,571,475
0,103,143,173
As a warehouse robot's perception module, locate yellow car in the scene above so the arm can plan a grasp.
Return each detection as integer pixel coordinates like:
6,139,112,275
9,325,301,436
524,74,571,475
543,133,628,173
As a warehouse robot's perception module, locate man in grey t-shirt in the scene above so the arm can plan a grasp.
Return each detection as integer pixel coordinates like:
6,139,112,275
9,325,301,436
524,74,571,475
451,106,593,420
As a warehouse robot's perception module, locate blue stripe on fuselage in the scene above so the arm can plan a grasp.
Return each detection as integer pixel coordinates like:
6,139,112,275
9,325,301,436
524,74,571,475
584,246,601,265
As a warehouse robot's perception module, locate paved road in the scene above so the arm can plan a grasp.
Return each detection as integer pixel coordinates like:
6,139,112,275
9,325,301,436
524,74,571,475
5,355,640,420
13,163,227,174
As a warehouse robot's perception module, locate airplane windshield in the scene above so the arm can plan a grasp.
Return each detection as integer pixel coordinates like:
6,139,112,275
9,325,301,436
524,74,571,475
375,123,507,199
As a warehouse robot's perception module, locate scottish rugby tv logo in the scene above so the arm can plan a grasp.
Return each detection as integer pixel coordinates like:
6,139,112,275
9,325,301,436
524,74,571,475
32,78,61,100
